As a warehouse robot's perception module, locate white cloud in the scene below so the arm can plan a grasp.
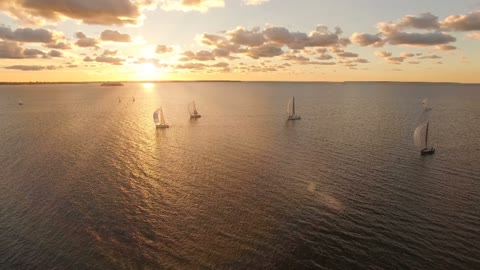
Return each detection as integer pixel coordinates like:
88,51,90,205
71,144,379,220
242,0,270,6
0,0,156,25
442,10,480,31
467,32,480,39
159,0,224,12
100,30,132,42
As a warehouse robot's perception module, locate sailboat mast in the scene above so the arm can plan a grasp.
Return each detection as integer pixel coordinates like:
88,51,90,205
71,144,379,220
292,97,295,115
425,121,429,148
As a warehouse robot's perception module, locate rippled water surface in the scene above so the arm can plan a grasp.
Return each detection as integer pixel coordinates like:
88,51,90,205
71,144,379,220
1,82,480,269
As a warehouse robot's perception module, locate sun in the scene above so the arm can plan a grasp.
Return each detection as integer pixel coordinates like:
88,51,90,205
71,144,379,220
136,63,161,80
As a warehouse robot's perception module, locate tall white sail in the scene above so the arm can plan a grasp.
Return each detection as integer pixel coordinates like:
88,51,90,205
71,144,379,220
414,122,427,148
153,108,161,124
287,97,294,116
422,98,432,112
160,107,166,125
188,101,199,116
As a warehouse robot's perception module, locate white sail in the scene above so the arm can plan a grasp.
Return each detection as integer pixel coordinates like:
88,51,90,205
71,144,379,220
422,98,432,112
414,122,427,148
153,108,161,124
287,97,294,116
188,101,199,116
160,107,166,125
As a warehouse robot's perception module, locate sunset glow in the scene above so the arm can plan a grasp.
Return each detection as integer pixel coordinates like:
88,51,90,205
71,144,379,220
1,1,480,83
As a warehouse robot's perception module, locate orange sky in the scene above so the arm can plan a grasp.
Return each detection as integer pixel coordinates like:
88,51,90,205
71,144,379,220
1,0,480,83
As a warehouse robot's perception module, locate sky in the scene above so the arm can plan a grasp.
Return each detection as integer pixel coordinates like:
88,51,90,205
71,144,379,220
1,0,480,82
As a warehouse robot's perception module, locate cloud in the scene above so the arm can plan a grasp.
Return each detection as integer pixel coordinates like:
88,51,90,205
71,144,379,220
95,55,124,65
316,54,333,60
202,25,350,58
47,50,63,57
133,57,165,67
211,62,229,67
100,30,132,42
303,61,336,66
45,42,72,49
75,32,99,48
400,52,415,58
176,62,207,70
247,44,283,59
387,31,456,46
305,26,342,47
387,12,440,32
242,0,269,5
356,12,456,47
103,49,118,56
436,44,456,51
377,13,441,34
336,51,358,58
0,26,56,43
263,26,295,45
198,33,244,53
159,0,224,12
24,48,45,57
418,54,442,59
156,44,173,54
467,32,480,39
227,27,265,47
351,32,383,46
282,53,310,63
374,50,407,64
4,65,57,71
180,50,215,61
442,10,480,31
386,56,405,64
375,51,392,58
212,48,232,59
0,0,155,25
0,41,46,58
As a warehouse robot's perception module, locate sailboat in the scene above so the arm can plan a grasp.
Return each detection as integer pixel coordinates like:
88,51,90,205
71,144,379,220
287,96,301,120
188,101,202,119
414,98,435,155
154,107,169,129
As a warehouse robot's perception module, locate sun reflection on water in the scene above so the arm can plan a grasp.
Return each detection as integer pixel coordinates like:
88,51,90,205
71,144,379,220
142,83,154,92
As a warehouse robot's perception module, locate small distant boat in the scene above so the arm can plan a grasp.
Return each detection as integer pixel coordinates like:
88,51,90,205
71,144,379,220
101,82,123,86
414,98,435,155
18,100,23,105
188,101,202,119
287,96,301,120
118,97,121,103
132,97,135,102
154,107,169,129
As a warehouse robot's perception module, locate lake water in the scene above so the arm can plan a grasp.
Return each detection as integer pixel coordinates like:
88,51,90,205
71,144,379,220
1,82,479,269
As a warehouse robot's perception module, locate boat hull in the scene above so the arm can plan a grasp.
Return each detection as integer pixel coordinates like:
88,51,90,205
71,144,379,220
288,115,301,120
156,124,170,129
190,114,202,119
421,147,435,155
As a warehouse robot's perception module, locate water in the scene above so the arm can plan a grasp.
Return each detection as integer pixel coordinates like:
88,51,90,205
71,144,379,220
1,82,479,269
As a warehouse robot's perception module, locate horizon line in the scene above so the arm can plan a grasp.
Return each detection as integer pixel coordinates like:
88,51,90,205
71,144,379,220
0,80,479,85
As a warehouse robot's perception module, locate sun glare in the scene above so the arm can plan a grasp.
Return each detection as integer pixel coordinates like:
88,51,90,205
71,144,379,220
142,83,155,91
136,63,161,80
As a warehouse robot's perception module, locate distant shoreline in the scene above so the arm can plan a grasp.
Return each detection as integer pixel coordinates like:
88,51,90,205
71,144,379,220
0,80,478,85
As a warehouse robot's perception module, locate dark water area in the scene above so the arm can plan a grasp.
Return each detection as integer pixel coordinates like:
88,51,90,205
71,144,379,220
1,82,479,269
